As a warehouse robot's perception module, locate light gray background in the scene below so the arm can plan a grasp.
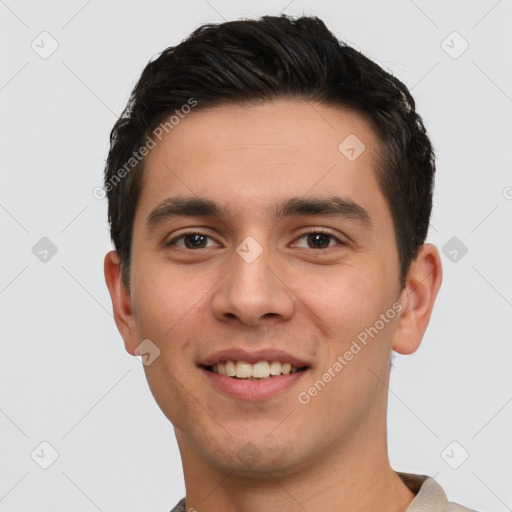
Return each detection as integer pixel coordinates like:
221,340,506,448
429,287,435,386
1,1,511,510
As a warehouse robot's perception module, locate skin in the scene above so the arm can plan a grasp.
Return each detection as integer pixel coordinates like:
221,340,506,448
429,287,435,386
105,98,442,512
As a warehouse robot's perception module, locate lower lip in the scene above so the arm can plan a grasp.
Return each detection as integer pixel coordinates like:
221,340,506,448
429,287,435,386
199,367,309,401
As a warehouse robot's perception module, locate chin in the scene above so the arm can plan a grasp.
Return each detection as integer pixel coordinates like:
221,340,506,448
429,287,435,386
201,436,307,479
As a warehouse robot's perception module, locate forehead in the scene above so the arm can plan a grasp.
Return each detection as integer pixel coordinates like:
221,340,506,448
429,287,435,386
136,99,388,225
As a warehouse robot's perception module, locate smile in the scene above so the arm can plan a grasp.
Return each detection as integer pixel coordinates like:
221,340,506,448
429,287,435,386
200,364,310,401
205,360,308,380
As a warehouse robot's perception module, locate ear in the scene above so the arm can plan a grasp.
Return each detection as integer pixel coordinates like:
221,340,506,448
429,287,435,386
104,250,139,355
392,243,443,355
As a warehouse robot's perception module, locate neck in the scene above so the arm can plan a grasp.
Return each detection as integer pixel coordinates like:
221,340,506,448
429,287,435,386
175,420,416,512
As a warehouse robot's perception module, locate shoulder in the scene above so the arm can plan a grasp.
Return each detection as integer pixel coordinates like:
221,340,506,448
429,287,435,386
445,504,478,512
397,472,479,512
169,497,187,512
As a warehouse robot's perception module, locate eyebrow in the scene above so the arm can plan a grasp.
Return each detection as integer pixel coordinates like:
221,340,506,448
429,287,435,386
146,197,225,231
145,195,372,231
273,196,372,227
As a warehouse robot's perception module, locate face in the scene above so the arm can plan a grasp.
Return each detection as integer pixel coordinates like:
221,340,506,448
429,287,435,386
113,99,409,477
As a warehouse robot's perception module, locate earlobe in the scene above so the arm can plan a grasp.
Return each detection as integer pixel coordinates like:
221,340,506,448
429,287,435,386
392,244,443,355
104,251,139,355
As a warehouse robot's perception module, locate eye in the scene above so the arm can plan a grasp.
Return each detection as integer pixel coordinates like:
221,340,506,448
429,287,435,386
293,231,344,249
167,232,218,249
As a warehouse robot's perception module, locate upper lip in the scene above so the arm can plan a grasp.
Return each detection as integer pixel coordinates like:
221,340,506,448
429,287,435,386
198,348,311,368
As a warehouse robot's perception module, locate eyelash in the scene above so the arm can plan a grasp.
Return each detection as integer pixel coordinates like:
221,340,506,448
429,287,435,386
166,229,345,250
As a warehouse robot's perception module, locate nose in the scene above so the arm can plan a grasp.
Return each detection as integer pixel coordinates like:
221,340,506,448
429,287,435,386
211,242,295,327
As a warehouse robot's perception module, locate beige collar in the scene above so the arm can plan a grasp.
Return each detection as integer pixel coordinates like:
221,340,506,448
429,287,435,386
397,472,449,512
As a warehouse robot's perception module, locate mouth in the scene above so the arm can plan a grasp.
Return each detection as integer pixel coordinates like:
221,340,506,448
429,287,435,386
198,349,312,400
202,360,310,380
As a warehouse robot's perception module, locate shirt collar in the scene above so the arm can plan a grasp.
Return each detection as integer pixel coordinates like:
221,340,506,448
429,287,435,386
171,472,450,512
397,472,449,512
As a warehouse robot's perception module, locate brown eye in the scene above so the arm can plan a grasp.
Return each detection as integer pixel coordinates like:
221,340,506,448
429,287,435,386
307,233,331,249
294,231,343,249
167,233,217,249
184,234,208,248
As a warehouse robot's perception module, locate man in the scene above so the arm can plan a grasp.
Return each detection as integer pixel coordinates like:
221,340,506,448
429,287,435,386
103,14,476,512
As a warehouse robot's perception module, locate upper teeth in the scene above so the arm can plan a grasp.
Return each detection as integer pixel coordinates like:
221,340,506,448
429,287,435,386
213,360,299,379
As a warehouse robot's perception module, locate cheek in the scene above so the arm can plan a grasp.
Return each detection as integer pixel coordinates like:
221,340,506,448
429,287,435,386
292,264,398,381
131,267,194,343
294,266,385,337
130,269,211,428
130,263,225,366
